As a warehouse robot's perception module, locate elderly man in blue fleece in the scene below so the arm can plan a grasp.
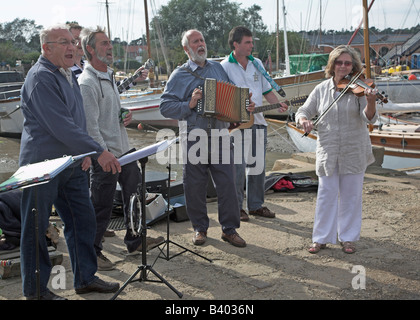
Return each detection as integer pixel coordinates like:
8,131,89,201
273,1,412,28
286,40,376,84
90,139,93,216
160,29,247,248
19,24,121,300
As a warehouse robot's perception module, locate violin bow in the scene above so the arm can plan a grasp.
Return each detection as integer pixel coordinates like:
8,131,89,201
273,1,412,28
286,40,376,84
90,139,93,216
302,66,366,137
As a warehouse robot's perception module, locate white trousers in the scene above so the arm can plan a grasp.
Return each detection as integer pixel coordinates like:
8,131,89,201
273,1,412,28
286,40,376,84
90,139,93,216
312,166,364,244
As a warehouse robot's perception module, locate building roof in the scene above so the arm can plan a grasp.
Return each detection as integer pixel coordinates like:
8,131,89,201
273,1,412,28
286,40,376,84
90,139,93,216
302,32,413,47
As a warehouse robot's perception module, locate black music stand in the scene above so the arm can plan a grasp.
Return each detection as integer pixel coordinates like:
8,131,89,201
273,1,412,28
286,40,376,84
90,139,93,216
0,152,96,300
156,141,212,263
111,141,182,299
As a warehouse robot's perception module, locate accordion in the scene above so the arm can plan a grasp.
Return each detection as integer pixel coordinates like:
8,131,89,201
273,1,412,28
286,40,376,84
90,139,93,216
196,78,250,123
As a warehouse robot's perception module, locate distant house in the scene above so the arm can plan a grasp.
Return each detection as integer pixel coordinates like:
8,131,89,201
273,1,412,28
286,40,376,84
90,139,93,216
125,45,148,61
303,32,419,66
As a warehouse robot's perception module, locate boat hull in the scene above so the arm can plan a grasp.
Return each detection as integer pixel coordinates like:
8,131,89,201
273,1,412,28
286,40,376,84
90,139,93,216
375,78,420,104
0,98,23,136
283,121,420,161
120,93,178,128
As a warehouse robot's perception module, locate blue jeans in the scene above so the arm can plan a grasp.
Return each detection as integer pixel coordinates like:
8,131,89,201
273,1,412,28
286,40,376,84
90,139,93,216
235,125,267,211
20,166,98,297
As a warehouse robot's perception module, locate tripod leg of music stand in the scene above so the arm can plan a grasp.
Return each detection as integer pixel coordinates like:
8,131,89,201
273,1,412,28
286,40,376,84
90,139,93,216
111,156,183,300
110,265,145,300
162,156,212,263
146,266,183,298
161,240,213,262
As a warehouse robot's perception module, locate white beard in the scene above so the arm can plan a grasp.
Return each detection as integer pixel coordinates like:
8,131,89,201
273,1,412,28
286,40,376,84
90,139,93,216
188,46,207,64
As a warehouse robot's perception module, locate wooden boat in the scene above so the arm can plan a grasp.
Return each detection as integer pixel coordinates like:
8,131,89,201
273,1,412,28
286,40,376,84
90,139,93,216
274,119,420,163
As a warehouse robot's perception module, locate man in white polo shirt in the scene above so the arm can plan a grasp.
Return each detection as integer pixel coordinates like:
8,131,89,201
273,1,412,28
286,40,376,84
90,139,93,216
221,26,288,221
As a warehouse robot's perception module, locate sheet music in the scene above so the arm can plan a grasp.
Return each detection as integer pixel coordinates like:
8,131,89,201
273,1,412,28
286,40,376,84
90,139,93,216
0,151,97,192
118,138,178,166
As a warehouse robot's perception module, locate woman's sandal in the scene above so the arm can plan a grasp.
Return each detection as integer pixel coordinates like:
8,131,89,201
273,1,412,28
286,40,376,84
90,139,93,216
308,242,326,254
341,241,356,254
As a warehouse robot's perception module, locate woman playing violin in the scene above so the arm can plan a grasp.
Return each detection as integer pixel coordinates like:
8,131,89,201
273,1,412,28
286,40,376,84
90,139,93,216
296,45,378,254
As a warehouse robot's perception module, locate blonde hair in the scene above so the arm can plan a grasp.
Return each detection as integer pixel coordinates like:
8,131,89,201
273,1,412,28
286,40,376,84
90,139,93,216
324,45,363,78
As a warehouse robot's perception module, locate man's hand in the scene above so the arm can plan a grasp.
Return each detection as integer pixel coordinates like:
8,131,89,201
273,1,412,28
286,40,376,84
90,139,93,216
277,102,288,113
247,92,256,113
81,156,91,171
122,110,133,127
134,66,148,81
189,88,202,109
97,150,121,174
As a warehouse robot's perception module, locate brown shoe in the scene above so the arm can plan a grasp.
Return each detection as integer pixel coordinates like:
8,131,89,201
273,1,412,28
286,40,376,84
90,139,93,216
97,252,115,271
137,236,165,252
240,209,249,222
221,232,246,247
192,231,207,245
249,206,275,218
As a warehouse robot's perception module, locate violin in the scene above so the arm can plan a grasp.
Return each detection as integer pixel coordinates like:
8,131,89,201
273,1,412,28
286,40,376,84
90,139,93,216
337,73,388,103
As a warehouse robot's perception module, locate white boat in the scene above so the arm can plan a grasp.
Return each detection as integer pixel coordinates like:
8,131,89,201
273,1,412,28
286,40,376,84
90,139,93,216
278,119,420,170
0,97,23,136
120,91,178,129
375,76,420,104
0,71,24,136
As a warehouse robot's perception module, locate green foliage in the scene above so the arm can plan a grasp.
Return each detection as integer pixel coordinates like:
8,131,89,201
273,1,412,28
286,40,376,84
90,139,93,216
149,0,267,66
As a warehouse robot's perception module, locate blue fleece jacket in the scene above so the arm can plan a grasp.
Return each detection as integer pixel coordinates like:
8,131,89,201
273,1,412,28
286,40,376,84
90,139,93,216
19,55,103,166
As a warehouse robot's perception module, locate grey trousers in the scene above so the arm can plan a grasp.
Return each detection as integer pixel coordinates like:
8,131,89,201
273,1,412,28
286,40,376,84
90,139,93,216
183,138,240,235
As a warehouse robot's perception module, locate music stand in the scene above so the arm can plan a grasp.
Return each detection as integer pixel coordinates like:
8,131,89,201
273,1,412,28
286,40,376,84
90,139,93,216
0,152,96,300
111,140,182,299
157,141,212,263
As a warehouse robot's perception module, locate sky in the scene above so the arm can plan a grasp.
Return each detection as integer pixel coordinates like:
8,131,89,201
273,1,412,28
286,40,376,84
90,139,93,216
0,0,418,42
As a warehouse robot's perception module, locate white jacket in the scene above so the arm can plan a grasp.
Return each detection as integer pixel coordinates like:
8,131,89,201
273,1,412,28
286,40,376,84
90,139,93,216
296,78,378,177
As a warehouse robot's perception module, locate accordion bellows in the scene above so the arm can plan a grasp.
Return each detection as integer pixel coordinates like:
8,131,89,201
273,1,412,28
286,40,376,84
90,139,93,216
197,78,250,123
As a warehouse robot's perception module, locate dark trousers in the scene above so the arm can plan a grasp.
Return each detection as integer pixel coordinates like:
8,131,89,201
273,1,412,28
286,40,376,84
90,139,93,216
183,137,240,235
20,167,98,297
90,159,142,254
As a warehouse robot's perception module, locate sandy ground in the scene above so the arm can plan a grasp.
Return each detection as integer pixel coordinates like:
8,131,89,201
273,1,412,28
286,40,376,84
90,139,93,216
1,124,419,311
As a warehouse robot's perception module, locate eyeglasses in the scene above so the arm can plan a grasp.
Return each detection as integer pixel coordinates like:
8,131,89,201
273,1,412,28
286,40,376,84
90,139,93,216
46,39,78,47
335,60,352,67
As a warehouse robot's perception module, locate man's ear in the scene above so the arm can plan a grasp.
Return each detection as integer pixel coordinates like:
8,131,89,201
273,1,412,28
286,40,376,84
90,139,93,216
86,44,95,56
42,43,51,55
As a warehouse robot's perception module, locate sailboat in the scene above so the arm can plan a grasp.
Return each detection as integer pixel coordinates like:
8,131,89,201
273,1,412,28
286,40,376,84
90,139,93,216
117,0,178,129
264,0,326,117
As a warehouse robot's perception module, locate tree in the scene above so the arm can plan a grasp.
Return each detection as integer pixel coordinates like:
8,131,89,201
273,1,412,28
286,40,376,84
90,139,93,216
149,0,267,68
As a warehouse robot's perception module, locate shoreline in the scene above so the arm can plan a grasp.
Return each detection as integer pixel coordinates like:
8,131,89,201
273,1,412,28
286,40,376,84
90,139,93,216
1,125,420,301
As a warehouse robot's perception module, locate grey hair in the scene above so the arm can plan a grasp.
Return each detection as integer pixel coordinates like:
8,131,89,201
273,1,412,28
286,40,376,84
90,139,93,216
39,24,69,54
80,26,107,61
181,29,203,53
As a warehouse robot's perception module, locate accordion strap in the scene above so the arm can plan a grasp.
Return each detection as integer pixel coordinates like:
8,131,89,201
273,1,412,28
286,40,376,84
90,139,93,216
182,66,206,80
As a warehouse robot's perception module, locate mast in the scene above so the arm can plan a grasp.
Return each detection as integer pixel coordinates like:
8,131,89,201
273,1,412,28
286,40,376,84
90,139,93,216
276,0,279,72
105,0,111,39
282,0,290,76
319,0,322,48
144,0,155,86
363,0,371,78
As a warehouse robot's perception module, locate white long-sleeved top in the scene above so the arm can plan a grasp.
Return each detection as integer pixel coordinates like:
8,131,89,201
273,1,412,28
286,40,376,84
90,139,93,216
295,77,378,177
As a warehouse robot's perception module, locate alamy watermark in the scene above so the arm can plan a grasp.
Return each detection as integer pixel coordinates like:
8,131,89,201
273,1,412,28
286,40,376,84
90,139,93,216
155,122,265,175
351,265,366,290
